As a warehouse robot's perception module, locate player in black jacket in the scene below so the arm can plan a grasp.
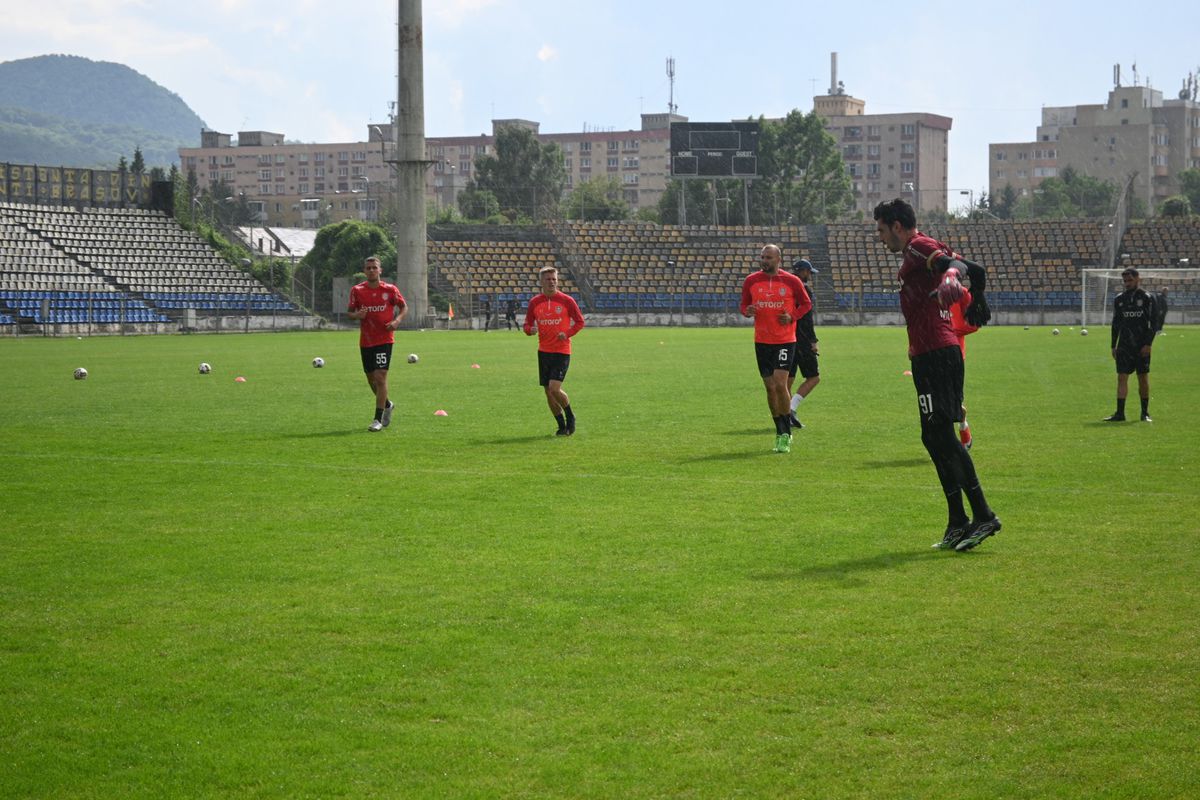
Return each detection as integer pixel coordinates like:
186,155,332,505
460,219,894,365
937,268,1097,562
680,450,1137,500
786,258,821,429
1105,268,1157,422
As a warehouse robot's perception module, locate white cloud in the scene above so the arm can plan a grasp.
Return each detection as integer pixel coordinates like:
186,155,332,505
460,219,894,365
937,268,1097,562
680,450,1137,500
537,44,557,63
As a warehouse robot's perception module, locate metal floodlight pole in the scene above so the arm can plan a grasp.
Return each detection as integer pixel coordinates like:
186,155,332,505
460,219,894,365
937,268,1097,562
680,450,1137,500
395,0,429,328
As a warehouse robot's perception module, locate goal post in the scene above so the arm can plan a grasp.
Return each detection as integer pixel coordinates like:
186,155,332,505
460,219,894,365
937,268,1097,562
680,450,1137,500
1081,268,1200,327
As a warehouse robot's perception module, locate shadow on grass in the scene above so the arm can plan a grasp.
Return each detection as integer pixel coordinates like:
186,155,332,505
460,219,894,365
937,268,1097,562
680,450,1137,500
281,429,360,439
720,428,770,437
479,434,564,445
752,546,990,582
683,449,777,463
859,458,929,469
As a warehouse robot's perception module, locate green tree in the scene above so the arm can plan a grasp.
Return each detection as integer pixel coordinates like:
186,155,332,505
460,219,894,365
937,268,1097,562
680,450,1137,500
299,220,397,313
993,185,1018,219
1159,195,1192,217
472,125,566,221
656,179,715,225
131,146,145,175
747,110,853,224
563,177,631,221
457,185,502,221
1177,168,1200,213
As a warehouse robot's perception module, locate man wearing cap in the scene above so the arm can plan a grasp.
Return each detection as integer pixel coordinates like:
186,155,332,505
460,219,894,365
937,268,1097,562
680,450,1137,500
1104,267,1157,422
786,258,821,429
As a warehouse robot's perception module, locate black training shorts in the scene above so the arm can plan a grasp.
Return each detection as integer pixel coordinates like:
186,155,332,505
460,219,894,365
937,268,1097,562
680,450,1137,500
789,345,820,379
910,345,964,425
755,342,795,378
361,343,393,374
1114,347,1151,375
538,351,571,386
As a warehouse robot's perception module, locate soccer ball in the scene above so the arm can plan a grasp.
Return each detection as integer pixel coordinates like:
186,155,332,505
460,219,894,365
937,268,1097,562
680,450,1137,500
74,367,88,380
312,357,325,368
198,362,212,374
407,353,419,364
1052,328,1061,336
1080,328,1089,336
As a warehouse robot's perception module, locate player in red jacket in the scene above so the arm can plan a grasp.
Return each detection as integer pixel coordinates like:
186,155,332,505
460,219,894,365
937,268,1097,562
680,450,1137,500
347,256,407,432
524,266,585,436
739,244,812,454
948,288,979,449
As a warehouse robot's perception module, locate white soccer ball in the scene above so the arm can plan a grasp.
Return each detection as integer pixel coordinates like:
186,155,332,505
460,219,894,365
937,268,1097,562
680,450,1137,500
312,357,325,368
1080,328,1089,336
74,367,88,380
198,362,212,374
407,353,419,364
1052,328,1061,336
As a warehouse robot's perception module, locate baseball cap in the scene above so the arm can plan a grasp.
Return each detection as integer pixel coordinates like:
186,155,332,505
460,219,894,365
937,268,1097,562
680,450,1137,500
791,258,817,274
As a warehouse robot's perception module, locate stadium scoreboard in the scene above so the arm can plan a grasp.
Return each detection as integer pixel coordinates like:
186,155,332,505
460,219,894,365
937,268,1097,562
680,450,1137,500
670,122,760,178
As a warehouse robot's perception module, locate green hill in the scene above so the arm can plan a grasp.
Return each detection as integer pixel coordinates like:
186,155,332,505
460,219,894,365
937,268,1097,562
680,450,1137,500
0,54,207,169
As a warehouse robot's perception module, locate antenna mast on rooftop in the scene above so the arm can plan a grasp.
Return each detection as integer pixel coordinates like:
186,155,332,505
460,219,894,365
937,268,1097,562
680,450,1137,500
666,57,677,114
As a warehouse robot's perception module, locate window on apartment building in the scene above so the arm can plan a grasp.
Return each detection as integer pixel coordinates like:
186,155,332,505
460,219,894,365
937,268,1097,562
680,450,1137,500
867,163,881,177
459,160,471,174
260,184,271,194
844,127,862,139
901,143,915,155
562,142,572,153
564,158,573,170
275,154,285,163
314,152,325,162
299,167,308,178
352,151,366,161
351,166,364,176
1121,98,1129,108
608,141,619,151
338,167,349,177
867,125,881,137
337,151,349,161
259,169,272,180
474,145,487,155
275,168,284,179
995,170,1005,180
580,157,591,169
867,181,880,193
299,183,309,194
623,156,639,168
626,140,639,150
1017,170,1028,178
901,124,916,136
900,162,914,175
315,167,325,177
843,145,862,159
223,155,234,165
353,181,366,191
256,154,269,165
298,153,309,162
847,163,862,177
607,157,618,169
222,171,233,182
995,152,1007,161
1017,152,1029,160
580,141,591,152
867,145,880,157
431,146,444,157
314,182,324,192
622,173,638,184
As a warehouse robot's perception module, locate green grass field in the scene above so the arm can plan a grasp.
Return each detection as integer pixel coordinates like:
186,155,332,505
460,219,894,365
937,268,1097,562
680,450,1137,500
2,325,1197,798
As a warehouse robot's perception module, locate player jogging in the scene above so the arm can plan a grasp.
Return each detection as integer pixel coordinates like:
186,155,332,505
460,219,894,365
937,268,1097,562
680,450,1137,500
786,258,821,430
873,198,1000,552
347,255,407,432
740,244,812,454
524,266,585,436
1104,267,1156,422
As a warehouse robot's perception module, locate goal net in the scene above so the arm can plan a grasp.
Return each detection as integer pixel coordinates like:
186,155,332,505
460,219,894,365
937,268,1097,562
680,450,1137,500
1081,268,1200,327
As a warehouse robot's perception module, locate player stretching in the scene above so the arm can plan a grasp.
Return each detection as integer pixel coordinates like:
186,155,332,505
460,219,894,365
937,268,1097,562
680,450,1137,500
873,199,999,552
347,256,407,432
524,266,585,436
740,244,812,454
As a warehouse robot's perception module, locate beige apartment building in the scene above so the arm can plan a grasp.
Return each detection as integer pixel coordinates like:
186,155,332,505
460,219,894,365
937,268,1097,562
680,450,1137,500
178,81,952,227
989,80,1200,212
811,67,953,216
179,115,680,229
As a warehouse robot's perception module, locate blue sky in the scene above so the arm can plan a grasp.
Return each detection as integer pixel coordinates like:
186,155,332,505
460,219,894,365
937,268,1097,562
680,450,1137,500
4,0,1198,211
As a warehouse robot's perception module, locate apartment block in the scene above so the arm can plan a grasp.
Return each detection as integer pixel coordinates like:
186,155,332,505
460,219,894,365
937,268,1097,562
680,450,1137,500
989,79,1200,212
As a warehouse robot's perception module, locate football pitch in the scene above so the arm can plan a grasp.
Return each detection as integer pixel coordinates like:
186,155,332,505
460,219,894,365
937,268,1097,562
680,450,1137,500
2,325,1197,798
